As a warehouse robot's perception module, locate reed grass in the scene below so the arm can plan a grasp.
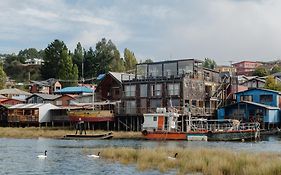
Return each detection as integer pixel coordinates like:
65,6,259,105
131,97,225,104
97,147,281,175
0,127,144,139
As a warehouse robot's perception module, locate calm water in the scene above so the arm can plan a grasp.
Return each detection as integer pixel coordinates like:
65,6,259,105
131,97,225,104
1,136,281,175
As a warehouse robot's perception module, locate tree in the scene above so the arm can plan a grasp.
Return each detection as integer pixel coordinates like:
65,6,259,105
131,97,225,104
271,65,281,74
110,50,125,72
73,42,84,80
84,47,97,79
203,58,217,69
94,38,119,75
18,48,39,63
41,39,67,79
264,75,281,91
0,63,6,89
253,66,269,77
58,49,78,87
143,59,153,63
124,48,138,71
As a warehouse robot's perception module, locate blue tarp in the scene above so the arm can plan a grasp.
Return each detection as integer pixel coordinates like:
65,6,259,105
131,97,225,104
97,74,106,80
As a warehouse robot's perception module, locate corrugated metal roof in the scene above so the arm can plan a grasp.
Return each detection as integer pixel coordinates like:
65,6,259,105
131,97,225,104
0,88,32,96
55,86,93,94
9,103,58,109
109,72,134,82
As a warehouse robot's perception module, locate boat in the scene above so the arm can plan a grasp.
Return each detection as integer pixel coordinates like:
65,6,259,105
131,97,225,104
68,109,114,122
63,132,113,140
141,108,260,141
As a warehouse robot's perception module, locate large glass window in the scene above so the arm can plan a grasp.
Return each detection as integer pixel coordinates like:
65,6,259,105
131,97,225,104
164,62,177,77
178,60,194,75
148,64,162,77
140,84,148,97
167,83,180,96
124,85,136,97
125,100,136,114
167,99,180,108
151,84,162,96
136,64,148,79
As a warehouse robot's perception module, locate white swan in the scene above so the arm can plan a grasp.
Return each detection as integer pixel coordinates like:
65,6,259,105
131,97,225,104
168,153,178,160
87,152,100,158
37,150,47,159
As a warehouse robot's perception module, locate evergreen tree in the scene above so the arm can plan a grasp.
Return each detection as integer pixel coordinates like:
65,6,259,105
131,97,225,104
73,42,84,80
41,39,67,79
58,49,78,87
84,47,97,78
110,50,125,72
94,38,118,74
0,63,6,89
124,48,138,71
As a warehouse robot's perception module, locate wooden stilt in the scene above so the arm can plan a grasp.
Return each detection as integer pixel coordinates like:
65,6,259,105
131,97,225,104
107,121,109,131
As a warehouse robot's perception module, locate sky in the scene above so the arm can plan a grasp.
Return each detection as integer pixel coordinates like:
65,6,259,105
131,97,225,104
0,0,281,65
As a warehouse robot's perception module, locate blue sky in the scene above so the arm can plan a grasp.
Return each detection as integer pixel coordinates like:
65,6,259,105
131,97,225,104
1,0,281,64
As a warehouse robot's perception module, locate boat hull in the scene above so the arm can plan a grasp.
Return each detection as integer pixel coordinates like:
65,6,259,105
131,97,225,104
142,130,187,140
142,130,259,141
206,130,258,141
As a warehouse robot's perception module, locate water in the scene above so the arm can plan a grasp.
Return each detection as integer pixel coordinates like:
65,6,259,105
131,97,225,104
1,136,281,175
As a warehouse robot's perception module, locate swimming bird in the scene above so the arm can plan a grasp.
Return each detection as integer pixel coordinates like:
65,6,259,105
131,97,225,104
37,150,47,159
87,152,100,158
168,153,178,160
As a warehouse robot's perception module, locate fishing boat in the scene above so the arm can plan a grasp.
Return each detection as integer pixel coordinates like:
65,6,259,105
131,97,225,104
141,108,260,141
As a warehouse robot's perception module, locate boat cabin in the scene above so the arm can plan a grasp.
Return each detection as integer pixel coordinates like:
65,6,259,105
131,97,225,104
142,108,179,132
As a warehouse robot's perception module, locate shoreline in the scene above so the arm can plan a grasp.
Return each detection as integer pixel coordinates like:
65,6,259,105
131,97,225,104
0,127,144,139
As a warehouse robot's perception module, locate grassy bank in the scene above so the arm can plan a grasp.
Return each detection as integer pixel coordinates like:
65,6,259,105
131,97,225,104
97,147,281,175
0,127,143,139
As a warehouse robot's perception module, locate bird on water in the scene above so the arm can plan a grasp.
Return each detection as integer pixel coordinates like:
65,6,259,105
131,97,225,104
37,150,47,159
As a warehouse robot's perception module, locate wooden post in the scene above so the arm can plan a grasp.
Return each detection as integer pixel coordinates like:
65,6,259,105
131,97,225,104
107,121,109,131
137,116,139,131
131,116,133,131
88,122,90,130
52,121,54,127
118,118,120,131
126,117,128,131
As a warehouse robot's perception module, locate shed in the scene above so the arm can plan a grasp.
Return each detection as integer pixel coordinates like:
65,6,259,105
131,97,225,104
217,101,280,129
8,103,60,124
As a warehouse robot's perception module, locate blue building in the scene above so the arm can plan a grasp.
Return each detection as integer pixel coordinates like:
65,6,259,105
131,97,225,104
218,88,281,129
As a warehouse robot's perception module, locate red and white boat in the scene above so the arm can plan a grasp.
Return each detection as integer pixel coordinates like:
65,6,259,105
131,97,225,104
141,108,260,141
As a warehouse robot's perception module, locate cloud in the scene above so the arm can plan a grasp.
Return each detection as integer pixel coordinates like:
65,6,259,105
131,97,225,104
0,0,281,64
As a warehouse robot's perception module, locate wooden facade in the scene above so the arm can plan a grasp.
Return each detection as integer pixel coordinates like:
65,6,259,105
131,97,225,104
120,59,221,118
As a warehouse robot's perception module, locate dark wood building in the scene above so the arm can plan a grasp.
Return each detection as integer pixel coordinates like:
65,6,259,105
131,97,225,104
118,58,223,131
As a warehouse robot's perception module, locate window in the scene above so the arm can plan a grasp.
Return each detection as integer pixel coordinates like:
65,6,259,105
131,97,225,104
260,95,273,103
164,62,177,77
136,64,148,78
153,116,157,121
150,99,162,109
148,64,162,77
151,84,162,96
240,95,253,102
140,84,148,97
167,99,180,108
167,83,180,96
124,85,136,97
178,60,194,75
125,100,136,114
